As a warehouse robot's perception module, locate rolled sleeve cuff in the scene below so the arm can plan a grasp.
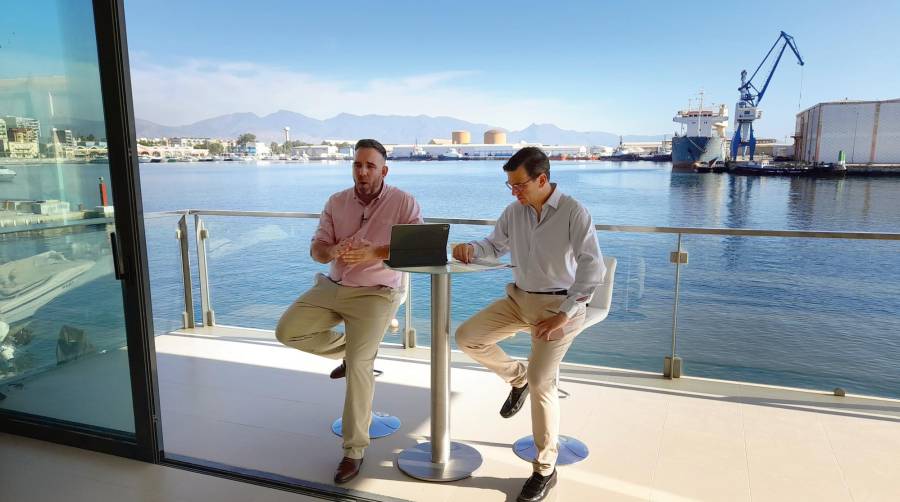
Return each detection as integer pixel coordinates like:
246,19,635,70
469,241,486,259
557,299,580,318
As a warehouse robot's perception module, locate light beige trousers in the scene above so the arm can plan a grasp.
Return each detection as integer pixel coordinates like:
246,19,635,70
275,273,402,459
455,283,586,475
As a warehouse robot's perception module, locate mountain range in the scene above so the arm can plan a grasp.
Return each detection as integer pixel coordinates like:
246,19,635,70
135,111,666,146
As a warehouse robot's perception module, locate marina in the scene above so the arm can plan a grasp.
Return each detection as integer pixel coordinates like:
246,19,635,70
4,160,900,399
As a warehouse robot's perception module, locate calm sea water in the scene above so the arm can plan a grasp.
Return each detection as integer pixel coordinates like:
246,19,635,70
3,160,900,398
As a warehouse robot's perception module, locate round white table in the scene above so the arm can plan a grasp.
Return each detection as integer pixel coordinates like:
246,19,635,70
387,260,509,482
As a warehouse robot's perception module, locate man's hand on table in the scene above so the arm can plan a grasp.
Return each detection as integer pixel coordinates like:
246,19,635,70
452,243,475,263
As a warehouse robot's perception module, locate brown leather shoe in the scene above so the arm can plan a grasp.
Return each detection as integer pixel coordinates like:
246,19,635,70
329,360,346,379
333,456,363,484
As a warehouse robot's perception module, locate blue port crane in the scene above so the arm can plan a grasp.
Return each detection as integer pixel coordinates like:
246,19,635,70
731,31,804,160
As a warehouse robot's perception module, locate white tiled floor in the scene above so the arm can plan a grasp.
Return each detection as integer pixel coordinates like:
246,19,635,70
153,326,900,502
3,324,900,502
0,432,321,502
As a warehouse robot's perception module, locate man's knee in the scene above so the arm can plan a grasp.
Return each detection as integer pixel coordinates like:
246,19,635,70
454,320,480,353
275,310,319,351
527,364,558,394
274,316,293,346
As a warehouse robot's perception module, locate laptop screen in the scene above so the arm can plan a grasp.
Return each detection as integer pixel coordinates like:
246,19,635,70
386,224,449,267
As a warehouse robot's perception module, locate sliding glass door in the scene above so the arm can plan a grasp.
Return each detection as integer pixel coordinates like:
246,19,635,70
0,0,158,459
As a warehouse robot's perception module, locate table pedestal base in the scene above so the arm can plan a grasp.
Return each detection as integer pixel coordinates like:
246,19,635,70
397,442,482,482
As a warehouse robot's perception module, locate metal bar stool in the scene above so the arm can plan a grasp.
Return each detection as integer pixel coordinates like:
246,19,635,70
330,273,410,439
513,256,616,466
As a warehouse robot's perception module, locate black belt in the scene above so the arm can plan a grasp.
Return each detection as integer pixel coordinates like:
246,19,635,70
525,289,567,296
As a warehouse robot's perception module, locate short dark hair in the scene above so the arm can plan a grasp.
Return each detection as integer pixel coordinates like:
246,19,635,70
354,139,387,161
503,146,550,180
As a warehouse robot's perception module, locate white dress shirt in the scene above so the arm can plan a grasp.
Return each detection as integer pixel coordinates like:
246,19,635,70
470,184,606,318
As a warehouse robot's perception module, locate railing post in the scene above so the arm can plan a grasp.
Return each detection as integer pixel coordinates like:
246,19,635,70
665,233,686,378
404,272,417,348
195,214,215,326
177,214,194,328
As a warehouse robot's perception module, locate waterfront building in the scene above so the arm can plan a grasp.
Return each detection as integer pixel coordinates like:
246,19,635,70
2,115,41,143
253,142,270,157
795,97,900,164
168,137,211,147
52,128,76,148
135,145,202,158
6,127,40,158
0,119,6,154
291,144,342,160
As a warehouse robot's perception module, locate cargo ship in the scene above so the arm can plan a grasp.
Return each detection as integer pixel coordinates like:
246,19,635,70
672,94,729,171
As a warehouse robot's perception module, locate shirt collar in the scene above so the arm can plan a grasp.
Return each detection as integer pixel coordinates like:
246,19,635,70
545,183,562,209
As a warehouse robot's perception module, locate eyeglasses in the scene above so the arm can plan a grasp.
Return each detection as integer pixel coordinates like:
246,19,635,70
505,177,537,192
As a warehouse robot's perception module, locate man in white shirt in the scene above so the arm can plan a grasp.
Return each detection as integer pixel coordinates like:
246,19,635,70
453,147,605,502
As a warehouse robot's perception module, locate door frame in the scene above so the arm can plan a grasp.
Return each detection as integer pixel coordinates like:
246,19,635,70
0,0,161,464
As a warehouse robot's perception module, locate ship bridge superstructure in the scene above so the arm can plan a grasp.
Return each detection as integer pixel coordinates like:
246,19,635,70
673,104,729,138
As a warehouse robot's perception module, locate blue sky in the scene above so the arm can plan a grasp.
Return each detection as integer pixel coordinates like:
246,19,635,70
0,1,105,129
118,0,899,138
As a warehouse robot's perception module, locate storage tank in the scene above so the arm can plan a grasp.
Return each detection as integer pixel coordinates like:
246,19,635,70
452,130,471,144
484,129,507,144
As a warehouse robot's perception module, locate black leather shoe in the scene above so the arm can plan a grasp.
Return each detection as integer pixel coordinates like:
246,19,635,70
333,456,363,484
517,469,557,502
500,383,529,418
329,360,346,379
330,360,383,379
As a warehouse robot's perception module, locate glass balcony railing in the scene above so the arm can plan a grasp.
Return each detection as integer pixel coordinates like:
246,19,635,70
151,210,900,400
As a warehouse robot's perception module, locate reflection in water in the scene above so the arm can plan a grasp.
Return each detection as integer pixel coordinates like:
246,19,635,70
667,172,726,227
787,178,820,230
722,176,758,269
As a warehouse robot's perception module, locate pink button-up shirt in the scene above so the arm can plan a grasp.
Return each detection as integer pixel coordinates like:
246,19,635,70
313,184,422,288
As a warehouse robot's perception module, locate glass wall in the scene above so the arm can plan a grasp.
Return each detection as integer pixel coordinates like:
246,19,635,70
0,0,136,434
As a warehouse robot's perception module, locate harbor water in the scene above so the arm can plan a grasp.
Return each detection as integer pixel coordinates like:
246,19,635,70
3,160,900,398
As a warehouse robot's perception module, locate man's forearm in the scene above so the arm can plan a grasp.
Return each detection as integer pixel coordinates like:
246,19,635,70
310,240,334,264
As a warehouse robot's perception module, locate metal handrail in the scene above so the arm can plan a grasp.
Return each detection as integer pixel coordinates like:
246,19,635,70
155,208,900,379
147,210,900,241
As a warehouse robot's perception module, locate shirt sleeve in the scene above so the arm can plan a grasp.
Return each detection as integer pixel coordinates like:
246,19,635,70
557,205,606,318
312,196,336,244
471,205,511,260
403,194,424,224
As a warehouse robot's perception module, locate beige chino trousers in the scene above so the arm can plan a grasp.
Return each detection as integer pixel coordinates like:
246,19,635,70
276,273,402,460
455,283,586,475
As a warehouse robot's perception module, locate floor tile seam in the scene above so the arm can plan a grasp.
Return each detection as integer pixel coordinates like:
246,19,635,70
819,420,857,502
739,404,754,502
647,393,670,501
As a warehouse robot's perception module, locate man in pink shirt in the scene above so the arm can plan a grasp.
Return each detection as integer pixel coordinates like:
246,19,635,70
276,139,422,484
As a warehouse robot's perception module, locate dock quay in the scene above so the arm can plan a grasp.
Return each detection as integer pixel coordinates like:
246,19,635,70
720,161,900,177
0,199,114,230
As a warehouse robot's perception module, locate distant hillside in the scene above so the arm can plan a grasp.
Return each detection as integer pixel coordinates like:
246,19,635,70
135,111,666,146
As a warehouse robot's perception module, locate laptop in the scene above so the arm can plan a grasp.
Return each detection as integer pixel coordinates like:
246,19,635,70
384,223,450,268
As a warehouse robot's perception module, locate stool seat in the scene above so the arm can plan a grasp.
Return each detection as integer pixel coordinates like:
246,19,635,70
331,412,401,439
509,256,616,468
513,435,590,465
